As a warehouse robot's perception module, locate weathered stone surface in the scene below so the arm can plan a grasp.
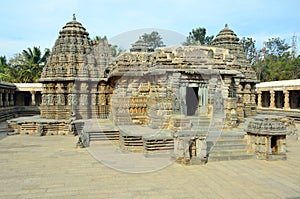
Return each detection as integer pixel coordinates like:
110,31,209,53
245,115,289,160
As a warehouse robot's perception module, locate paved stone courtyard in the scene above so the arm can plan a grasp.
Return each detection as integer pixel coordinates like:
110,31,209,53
0,126,299,199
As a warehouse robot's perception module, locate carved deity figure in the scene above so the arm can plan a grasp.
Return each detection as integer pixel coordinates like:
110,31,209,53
80,94,88,106
67,94,73,105
42,94,48,105
57,65,64,75
172,94,180,113
72,94,79,106
99,94,106,105
91,94,97,105
48,94,55,105
57,94,65,105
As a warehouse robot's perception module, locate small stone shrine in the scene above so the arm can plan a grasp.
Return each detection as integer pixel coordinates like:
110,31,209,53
245,115,288,160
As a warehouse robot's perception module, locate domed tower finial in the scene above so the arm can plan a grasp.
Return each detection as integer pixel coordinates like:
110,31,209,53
225,24,228,28
73,13,76,21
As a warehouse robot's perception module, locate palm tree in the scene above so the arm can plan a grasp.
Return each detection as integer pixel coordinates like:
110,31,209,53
0,56,12,82
20,47,50,82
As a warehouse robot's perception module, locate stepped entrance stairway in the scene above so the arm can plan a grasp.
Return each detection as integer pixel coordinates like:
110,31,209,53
185,115,254,162
78,119,119,142
78,117,254,163
207,130,254,162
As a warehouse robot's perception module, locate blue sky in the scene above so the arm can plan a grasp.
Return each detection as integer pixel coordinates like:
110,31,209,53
1,0,300,58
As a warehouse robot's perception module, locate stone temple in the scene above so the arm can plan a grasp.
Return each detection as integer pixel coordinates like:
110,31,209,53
10,15,290,164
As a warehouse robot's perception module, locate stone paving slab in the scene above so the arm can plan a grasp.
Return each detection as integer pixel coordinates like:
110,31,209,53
0,133,299,198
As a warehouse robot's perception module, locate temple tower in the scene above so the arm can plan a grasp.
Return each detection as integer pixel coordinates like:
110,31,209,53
39,14,92,120
213,24,258,125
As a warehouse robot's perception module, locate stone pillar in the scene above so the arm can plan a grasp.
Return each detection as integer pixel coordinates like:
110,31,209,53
270,90,275,108
267,136,272,155
196,138,207,159
180,86,187,115
223,77,231,99
198,84,208,114
30,91,36,106
4,91,9,106
199,85,208,114
283,90,290,110
278,136,286,154
0,89,3,107
257,91,262,108
198,85,203,107
9,92,14,106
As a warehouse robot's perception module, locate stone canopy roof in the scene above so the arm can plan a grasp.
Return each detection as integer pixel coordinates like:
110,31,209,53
40,14,92,81
213,24,239,46
130,37,150,52
59,14,89,37
256,79,300,88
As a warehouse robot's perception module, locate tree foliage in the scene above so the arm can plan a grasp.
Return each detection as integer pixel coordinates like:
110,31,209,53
240,37,257,65
249,37,299,81
141,31,165,50
183,27,214,46
265,37,290,57
0,47,50,83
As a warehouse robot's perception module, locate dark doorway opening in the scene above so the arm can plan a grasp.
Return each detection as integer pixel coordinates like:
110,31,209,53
289,90,300,109
275,91,284,108
186,87,199,116
271,136,278,154
262,91,270,107
24,95,31,106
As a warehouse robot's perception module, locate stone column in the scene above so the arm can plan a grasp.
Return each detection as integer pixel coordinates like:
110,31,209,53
200,85,208,114
257,91,262,108
278,136,286,154
9,92,14,106
267,136,272,155
42,94,47,105
223,77,231,99
283,90,290,110
180,86,187,115
196,138,207,159
270,90,275,108
4,91,9,106
30,91,36,106
198,85,203,107
0,89,3,107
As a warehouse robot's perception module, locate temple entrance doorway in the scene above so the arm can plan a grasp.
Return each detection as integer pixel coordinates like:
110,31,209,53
186,87,199,116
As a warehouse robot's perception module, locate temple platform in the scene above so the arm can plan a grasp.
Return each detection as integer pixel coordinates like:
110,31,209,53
7,115,73,136
79,118,174,153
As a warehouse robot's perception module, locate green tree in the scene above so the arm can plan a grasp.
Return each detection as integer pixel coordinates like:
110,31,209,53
141,31,165,50
3,47,50,83
240,37,256,64
20,47,50,82
252,37,297,82
0,56,8,73
94,35,107,42
183,27,214,46
265,37,290,57
0,56,10,81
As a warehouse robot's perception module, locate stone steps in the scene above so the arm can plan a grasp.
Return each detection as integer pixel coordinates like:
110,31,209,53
89,131,119,141
143,138,174,152
209,148,248,156
208,154,254,161
208,131,254,162
211,144,246,150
